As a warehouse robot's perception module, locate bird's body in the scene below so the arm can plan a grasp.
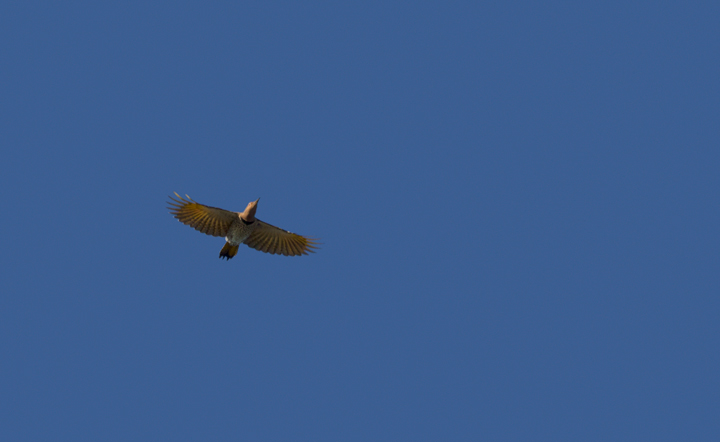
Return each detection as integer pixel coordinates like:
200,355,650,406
167,193,319,259
225,217,256,245
218,216,257,259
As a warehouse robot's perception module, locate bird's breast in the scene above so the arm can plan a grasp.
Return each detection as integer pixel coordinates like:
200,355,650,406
225,220,255,245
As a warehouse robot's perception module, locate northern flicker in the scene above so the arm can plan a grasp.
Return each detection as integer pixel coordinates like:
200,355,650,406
167,193,319,259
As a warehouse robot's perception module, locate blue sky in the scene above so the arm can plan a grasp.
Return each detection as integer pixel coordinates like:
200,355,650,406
2,1,719,440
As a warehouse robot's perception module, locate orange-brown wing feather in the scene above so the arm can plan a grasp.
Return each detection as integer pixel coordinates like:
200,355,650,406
243,220,319,256
167,192,236,237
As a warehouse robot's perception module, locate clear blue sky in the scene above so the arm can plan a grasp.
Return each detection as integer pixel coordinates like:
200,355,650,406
2,1,719,440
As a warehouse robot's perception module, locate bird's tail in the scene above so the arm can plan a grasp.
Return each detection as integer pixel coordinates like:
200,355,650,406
219,242,239,260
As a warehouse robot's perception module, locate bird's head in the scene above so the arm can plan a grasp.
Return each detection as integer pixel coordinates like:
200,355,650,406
241,198,260,222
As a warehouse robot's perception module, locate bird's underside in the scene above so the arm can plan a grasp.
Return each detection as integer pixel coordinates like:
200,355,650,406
167,193,319,259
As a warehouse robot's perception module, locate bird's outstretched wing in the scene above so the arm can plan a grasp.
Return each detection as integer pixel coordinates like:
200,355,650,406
244,220,320,256
167,192,237,237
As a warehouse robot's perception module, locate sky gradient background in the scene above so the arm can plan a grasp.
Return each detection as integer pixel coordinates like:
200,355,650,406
2,1,719,441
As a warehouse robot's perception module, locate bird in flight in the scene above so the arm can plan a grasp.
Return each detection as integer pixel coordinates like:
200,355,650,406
167,192,319,260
